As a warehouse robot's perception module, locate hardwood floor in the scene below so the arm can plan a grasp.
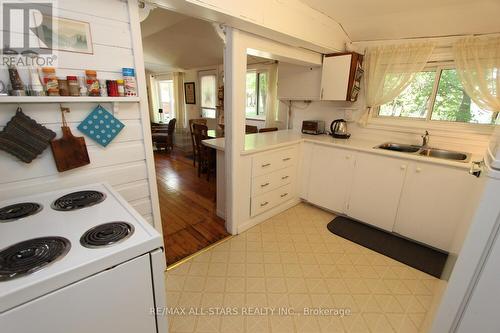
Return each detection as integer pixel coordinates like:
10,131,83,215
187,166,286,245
154,149,230,266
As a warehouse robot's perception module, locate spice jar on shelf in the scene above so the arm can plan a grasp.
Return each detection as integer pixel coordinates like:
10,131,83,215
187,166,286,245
78,76,88,96
67,76,79,96
85,70,100,96
42,67,59,96
99,80,107,97
117,79,125,97
58,78,69,96
122,68,137,96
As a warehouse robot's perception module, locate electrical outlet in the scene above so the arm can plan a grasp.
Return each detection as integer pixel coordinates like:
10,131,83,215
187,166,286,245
344,109,353,121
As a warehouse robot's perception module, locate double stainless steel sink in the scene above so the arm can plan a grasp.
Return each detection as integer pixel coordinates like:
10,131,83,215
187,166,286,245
376,143,470,163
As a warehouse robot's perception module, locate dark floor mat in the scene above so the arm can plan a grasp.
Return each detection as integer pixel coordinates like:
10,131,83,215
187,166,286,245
327,216,448,279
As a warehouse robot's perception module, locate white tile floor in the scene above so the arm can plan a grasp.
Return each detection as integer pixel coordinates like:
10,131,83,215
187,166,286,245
165,203,445,333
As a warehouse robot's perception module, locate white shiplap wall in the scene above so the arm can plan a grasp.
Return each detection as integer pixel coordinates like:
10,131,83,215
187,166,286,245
0,0,160,227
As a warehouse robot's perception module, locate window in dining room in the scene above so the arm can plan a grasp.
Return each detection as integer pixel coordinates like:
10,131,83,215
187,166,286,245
200,73,217,119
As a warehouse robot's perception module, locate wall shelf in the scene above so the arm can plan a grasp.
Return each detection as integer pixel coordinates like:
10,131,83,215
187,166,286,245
0,96,141,104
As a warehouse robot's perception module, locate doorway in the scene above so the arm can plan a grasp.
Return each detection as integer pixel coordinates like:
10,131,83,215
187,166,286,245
140,8,230,266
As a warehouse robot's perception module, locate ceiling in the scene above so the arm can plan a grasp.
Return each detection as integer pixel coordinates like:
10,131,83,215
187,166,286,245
141,9,224,73
299,0,500,41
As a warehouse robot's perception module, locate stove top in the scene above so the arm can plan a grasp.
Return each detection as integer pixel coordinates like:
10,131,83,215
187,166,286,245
51,190,106,211
81,222,134,248
0,237,70,281
0,183,163,313
0,203,43,222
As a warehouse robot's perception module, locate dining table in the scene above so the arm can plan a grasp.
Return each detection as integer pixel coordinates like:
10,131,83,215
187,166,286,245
207,129,224,139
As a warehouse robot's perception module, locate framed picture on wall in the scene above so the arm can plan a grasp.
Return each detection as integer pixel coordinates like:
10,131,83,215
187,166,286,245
37,16,94,54
184,82,196,104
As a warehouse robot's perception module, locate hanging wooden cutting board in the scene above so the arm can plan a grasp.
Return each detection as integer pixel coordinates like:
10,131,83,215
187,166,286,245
50,107,90,172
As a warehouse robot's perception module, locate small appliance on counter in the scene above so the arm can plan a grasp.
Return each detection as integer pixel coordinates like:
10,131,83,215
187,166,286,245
330,119,351,139
302,120,325,135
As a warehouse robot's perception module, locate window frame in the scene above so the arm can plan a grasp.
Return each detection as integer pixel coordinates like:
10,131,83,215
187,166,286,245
372,62,499,134
245,69,269,121
155,79,175,120
198,70,218,119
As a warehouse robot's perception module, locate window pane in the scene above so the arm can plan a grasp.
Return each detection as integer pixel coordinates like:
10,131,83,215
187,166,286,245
201,75,216,109
246,72,257,117
379,71,436,118
258,72,268,116
431,69,495,124
201,108,216,119
158,80,174,118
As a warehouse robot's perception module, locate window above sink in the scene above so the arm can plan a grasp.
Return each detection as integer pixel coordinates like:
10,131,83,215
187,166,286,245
376,65,499,126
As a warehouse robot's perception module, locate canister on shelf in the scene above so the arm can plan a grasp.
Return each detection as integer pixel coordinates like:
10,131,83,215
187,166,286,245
122,68,137,96
78,76,88,96
58,78,69,96
99,80,107,97
85,70,100,96
67,76,80,96
42,67,59,96
117,79,125,97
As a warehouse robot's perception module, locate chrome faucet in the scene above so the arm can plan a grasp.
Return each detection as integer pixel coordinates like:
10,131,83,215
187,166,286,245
421,131,430,147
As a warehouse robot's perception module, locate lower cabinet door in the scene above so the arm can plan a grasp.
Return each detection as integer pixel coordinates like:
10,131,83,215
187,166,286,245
347,152,407,232
393,163,476,252
307,144,355,213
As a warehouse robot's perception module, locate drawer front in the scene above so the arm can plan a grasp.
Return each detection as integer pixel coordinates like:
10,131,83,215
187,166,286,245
277,167,295,188
252,166,295,196
252,148,296,177
251,184,293,217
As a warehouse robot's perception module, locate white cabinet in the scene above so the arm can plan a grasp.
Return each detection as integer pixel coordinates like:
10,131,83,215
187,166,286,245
347,152,408,232
394,163,475,251
320,53,363,101
307,144,355,214
277,63,321,100
250,146,298,217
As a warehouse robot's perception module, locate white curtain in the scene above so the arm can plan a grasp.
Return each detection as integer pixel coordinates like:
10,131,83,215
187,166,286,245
265,63,280,128
172,72,187,129
453,36,500,114
359,42,435,125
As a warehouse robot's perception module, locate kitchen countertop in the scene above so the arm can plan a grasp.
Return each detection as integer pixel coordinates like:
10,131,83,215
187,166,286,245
202,130,479,169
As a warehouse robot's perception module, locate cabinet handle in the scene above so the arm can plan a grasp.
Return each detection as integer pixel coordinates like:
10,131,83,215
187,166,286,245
416,167,422,173
261,163,271,167
345,155,351,160
280,193,288,198
281,175,289,180
260,201,269,207
321,88,324,99
282,157,291,161
400,165,407,171
260,182,270,188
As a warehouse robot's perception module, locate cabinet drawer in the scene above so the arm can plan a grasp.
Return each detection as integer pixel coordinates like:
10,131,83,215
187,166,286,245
252,148,296,177
251,184,292,217
251,166,294,196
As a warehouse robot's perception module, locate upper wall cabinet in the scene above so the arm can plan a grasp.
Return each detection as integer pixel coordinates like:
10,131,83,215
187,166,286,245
277,63,322,101
320,52,363,102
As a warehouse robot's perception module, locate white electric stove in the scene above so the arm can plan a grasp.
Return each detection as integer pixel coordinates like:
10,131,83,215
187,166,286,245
0,183,167,333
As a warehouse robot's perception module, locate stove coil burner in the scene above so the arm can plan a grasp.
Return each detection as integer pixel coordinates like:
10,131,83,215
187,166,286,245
80,222,134,248
0,203,43,222
52,191,106,211
0,237,70,281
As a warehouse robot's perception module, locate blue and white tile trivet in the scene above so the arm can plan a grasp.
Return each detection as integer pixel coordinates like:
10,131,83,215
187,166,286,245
77,105,125,147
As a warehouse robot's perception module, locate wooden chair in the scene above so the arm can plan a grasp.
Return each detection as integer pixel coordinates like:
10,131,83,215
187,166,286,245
189,118,208,166
151,118,176,151
259,127,278,133
192,123,215,181
245,125,258,134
